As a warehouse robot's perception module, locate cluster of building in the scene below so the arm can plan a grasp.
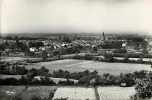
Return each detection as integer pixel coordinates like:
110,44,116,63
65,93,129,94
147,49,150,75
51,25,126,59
0,33,152,58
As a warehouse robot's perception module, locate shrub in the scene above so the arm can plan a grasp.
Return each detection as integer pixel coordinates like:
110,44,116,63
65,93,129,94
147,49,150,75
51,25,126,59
31,95,42,100
12,96,22,100
135,78,152,99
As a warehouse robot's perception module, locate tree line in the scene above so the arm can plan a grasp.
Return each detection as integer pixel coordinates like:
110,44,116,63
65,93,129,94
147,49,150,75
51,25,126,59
0,61,149,87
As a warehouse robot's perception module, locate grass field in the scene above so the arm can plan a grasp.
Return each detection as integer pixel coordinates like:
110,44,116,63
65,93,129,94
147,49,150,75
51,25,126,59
0,86,136,100
0,86,57,100
53,87,96,100
98,87,135,100
26,59,151,75
52,86,137,100
0,75,22,80
0,57,40,62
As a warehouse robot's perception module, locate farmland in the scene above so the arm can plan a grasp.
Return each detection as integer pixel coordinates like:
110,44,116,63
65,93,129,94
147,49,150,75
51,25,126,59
0,75,22,80
0,57,41,62
98,87,135,100
0,86,150,100
53,87,96,100
52,86,136,100
1,57,28,62
0,86,57,100
26,59,151,75
0,86,134,100
1,58,152,99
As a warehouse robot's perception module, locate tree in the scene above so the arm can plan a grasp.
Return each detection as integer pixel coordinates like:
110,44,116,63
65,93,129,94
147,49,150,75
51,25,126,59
27,68,38,79
104,53,114,62
16,66,28,75
120,73,135,87
42,50,47,61
135,78,152,99
124,53,129,62
54,98,67,100
12,96,22,100
31,95,41,100
134,70,147,79
38,66,49,76
3,78,19,85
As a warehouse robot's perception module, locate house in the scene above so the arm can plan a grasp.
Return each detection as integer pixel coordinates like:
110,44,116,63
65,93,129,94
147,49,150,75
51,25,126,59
49,77,78,84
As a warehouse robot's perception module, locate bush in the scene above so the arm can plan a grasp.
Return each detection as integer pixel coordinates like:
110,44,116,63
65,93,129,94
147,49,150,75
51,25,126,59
58,80,74,85
135,78,152,99
12,96,22,100
54,98,67,100
31,95,42,100
0,78,19,85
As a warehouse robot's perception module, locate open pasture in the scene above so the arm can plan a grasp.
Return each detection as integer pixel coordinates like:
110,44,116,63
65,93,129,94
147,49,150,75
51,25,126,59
98,87,135,100
0,86,57,100
26,59,151,75
53,86,137,100
53,87,96,100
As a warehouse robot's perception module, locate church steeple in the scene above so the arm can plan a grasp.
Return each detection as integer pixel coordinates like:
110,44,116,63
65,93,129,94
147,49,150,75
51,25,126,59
103,32,105,41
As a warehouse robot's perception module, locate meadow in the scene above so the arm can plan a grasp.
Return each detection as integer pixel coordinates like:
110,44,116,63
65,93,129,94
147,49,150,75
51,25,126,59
0,57,41,63
1,86,152,100
0,86,57,100
53,87,96,100
97,87,135,100
52,86,136,100
26,59,151,75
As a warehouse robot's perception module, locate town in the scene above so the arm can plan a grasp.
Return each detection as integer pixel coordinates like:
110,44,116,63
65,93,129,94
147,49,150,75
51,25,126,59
1,33,152,60
1,33,152,100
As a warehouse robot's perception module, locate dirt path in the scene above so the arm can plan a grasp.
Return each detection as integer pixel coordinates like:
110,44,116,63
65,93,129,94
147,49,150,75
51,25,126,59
94,86,100,100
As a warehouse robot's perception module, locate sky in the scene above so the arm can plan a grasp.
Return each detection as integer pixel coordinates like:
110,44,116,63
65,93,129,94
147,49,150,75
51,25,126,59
1,0,152,35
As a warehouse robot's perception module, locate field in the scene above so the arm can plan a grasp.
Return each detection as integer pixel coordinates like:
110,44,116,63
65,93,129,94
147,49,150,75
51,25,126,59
53,86,136,100
0,57,40,62
1,86,151,100
26,59,151,75
1,58,152,100
0,86,57,100
98,87,135,100
0,75,22,80
53,87,96,100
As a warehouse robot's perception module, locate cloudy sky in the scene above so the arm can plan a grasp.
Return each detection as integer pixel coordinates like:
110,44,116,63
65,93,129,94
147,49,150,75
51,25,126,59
1,0,152,35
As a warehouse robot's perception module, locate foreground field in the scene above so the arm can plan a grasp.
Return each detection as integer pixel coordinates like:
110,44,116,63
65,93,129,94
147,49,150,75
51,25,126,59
98,87,135,100
0,86,57,100
26,59,151,75
53,86,136,100
53,87,96,100
1,86,152,100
